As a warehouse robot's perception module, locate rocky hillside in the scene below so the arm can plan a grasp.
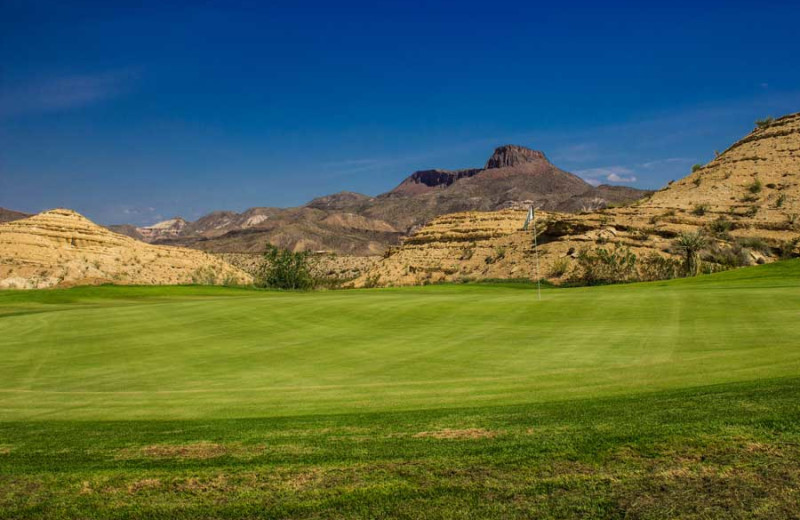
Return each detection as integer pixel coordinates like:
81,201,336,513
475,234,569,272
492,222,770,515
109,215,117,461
119,145,648,255
146,207,402,256
354,113,800,287
0,209,252,289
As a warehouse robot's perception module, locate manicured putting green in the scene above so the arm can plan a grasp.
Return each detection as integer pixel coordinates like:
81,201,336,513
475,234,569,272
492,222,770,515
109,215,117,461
0,260,799,421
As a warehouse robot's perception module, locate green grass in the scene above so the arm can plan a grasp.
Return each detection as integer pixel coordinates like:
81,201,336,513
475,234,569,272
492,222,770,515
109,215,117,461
1,261,800,518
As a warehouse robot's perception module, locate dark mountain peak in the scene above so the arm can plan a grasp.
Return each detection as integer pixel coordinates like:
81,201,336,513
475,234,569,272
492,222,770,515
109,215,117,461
408,169,482,188
485,145,547,169
389,168,482,196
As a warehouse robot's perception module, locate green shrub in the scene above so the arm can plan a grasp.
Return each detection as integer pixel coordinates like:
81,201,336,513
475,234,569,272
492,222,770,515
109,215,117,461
706,216,734,236
691,203,709,216
744,205,759,218
257,244,314,290
776,193,787,208
692,164,703,173
748,178,763,194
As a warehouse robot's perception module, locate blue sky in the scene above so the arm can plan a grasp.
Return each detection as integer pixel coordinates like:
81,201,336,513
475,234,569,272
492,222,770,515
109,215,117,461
2,1,799,225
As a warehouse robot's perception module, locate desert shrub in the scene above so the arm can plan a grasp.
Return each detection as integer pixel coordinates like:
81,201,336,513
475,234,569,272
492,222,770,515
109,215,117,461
741,193,759,203
494,246,507,260
638,253,682,282
692,164,703,173
776,193,787,208
222,273,241,287
788,214,799,230
362,274,381,289
736,237,769,254
460,245,475,261
780,237,800,259
691,203,709,216
257,244,314,290
570,245,637,286
693,177,702,187
748,178,763,194
674,231,708,276
191,266,219,285
744,205,759,218
706,216,735,237
755,116,775,129
548,257,570,278
704,242,751,269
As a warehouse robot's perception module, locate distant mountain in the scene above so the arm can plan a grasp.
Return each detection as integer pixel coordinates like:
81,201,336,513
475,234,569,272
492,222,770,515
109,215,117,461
117,145,650,255
150,207,402,255
0,207,31,224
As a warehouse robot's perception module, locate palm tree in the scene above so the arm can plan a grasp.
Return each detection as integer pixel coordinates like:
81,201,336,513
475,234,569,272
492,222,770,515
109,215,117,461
674,231,708,276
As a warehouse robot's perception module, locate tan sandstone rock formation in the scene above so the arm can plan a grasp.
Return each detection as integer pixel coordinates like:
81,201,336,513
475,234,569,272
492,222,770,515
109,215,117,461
0,209,252,289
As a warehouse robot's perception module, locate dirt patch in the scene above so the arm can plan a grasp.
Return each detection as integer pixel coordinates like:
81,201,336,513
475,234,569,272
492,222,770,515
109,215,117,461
413,428,497,440
127,478,162,494
78,481,93,495
176,474,230,493
120,441,228,460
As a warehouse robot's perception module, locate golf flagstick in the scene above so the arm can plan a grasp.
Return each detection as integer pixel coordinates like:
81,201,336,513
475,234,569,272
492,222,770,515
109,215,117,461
532,206,541,301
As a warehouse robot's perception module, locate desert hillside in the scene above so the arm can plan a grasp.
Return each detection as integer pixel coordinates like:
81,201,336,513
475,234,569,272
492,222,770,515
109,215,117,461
354,113,800,287
0,209,252,289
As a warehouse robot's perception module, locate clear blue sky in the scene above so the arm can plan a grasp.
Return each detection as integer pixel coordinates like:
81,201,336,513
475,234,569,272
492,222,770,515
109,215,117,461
2,1,799,225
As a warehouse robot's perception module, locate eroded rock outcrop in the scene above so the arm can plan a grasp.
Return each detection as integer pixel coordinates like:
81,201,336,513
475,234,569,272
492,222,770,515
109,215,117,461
0,209,252,289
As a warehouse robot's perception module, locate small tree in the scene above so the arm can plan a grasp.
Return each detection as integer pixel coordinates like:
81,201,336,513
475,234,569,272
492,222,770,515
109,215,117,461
257,244,314,290
674,231,708,277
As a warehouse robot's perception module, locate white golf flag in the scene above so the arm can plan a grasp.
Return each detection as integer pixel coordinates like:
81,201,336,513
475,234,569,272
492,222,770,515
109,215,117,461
523,206,534,230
